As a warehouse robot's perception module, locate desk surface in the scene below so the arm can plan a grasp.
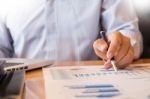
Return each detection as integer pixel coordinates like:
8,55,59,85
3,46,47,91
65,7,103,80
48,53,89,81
25,59,150,80
24,59,150,99
25,61,102,79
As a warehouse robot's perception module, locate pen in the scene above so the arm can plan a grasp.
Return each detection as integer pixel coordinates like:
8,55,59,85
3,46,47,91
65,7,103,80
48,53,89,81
99,31,118,72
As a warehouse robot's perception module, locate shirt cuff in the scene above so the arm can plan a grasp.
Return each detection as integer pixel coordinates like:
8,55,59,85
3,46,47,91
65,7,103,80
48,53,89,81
119,30,143,59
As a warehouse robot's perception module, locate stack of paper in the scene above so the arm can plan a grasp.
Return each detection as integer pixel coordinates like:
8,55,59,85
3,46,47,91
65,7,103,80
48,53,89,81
43,65,150,99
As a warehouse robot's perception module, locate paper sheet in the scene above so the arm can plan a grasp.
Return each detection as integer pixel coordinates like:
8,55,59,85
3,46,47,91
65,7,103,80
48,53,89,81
43,65,150,99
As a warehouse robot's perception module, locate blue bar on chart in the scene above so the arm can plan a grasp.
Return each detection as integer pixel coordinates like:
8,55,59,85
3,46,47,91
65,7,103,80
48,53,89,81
67,84,114,89
83,89,119,93
65,84,121,98
75,93,121,98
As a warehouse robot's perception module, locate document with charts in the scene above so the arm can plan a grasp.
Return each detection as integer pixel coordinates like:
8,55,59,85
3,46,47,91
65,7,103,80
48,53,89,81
43,65,150,99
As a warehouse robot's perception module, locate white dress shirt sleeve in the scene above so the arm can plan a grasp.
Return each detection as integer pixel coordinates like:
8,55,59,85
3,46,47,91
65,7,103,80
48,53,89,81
101,0,143,59
0,18,14,58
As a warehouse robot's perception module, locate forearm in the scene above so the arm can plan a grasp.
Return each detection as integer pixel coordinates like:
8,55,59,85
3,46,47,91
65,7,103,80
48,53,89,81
102,0,143,59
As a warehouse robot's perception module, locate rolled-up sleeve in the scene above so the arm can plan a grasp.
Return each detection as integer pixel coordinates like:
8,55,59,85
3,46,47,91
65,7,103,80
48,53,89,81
0,18,14,58
101,0,143,59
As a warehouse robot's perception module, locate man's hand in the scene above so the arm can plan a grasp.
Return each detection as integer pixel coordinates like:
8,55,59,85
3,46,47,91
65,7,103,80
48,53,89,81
93,32,134,69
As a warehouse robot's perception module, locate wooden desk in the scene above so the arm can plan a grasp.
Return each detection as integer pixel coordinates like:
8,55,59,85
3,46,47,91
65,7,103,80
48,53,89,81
24,59,150,99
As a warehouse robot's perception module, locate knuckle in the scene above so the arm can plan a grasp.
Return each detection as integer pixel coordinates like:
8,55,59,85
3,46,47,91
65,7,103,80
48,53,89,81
115,35,122,45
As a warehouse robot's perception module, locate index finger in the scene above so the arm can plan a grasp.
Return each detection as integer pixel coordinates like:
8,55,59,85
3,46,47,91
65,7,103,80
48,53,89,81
107,32,122,59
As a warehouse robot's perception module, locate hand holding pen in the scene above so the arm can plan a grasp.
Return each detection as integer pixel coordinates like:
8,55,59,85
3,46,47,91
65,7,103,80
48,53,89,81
99,31,118,72
93,31,134,70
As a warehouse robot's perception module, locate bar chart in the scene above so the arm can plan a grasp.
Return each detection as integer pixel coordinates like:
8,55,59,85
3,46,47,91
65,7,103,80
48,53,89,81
66,84,121,98
44,65,150,99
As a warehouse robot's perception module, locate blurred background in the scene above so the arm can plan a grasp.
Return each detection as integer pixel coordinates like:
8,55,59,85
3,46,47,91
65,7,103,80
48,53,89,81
132,0,150,58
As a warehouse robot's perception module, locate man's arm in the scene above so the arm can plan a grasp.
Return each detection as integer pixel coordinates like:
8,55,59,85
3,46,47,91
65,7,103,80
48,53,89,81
102,0,143,59
93,0,143,68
